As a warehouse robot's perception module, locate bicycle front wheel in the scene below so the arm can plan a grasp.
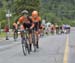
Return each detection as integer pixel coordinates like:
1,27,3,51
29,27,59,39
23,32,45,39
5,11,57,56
14,32,18,41
21,38,28,56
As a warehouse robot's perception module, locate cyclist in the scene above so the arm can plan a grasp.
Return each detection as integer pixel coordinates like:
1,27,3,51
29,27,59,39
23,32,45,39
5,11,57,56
17,10,34,51
31,10,41,48
55,24,59,34
13,22,18,40
39,24,45,37
50,24,55,34
13,22,18,32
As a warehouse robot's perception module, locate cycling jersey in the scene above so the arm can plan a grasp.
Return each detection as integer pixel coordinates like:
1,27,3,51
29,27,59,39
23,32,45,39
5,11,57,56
18,16,34,30
18,16,34,34
32,16,41,22
31,16,41,31
18,16,25,23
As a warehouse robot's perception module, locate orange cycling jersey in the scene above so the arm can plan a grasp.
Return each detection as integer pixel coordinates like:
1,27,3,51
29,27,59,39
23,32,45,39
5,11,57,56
18,16,34,29
18,16,26,23
32,16,41,22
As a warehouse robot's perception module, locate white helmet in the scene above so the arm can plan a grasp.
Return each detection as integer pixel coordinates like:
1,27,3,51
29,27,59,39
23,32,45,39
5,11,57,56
21,10,28,14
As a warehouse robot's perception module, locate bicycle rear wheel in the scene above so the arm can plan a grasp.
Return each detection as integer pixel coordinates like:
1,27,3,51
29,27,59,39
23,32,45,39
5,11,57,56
32,31,36,52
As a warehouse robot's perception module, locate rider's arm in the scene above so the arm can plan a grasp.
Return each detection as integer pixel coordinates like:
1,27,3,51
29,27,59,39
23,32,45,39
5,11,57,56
30,23,34,29
17,21,20,25
39,20,41,27
17,16,24,29
38,17,41,28
27,16,35,29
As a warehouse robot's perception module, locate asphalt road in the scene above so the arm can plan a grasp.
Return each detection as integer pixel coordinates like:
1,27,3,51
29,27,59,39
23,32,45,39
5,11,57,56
0,27,75,63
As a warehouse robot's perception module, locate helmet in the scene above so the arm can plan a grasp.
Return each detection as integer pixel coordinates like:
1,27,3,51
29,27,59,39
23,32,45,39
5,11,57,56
32,10,38,17
21,10,28,15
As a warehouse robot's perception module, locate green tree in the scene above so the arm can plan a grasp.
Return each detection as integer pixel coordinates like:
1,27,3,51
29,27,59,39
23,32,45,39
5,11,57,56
12,0,40,15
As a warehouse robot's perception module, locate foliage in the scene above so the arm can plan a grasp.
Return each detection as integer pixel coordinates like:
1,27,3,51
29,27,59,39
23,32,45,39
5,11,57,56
40,0,75,26
12,0,40,15
0,0,40,28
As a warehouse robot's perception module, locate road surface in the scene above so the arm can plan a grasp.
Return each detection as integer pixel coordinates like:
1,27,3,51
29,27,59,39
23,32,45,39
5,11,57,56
0,27,75,63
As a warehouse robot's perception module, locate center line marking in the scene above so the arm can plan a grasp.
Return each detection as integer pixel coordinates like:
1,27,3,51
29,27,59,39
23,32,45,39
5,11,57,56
63,35,69,63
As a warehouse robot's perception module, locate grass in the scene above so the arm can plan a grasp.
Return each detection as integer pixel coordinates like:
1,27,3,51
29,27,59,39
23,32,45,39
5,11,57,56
0,32,6,37
0,32,13,38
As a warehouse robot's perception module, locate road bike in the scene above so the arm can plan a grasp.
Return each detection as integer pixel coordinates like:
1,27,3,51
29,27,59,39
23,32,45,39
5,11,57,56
20,29,30,56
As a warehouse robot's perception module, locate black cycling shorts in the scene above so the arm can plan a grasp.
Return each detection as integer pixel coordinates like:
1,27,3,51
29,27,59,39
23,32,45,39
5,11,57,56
33,22,39,31
23,23,32,33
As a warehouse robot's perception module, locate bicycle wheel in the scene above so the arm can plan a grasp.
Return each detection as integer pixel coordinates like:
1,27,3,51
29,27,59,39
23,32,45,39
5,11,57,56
36,35,39,48
21,37,28,56
32,31,36,52
14,31,18,41
14,32,16,41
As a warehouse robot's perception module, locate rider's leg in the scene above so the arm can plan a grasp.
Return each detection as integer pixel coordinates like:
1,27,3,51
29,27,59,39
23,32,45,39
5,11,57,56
36,31,39,48
29,33,32,51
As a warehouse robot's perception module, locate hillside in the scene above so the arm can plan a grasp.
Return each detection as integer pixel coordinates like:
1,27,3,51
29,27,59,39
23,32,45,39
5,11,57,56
0,0,75,28
0,0,40,28
41,0,75,20
39,0,75,26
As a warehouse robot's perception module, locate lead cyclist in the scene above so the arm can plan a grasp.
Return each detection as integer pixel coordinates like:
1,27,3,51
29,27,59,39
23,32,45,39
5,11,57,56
17,10,34,51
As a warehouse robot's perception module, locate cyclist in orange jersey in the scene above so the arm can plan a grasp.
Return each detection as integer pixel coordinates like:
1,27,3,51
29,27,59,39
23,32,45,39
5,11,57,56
31,10,42,48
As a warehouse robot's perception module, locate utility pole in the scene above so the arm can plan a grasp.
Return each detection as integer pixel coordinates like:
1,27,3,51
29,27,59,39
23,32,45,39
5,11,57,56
0,22,1,34
6,0,12,30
